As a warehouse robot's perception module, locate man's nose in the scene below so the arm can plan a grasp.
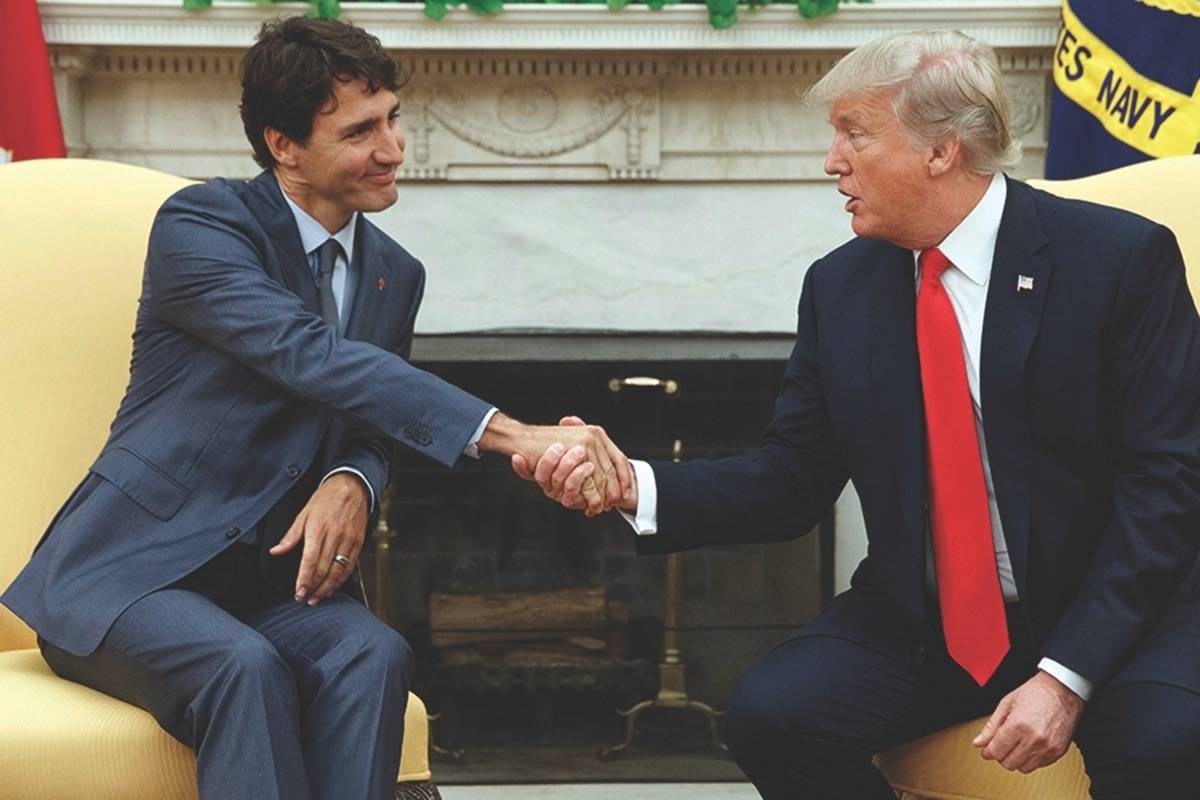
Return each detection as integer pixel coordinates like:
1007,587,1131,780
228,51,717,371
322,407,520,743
823,143,847,176
378,129,405,166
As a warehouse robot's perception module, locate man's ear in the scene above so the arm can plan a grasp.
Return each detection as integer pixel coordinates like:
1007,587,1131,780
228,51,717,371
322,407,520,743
264,127,300,169
928,136,963,178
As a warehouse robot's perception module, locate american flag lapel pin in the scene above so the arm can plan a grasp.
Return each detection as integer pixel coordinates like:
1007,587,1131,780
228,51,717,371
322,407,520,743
377,277,386,291
1017,275,1034,292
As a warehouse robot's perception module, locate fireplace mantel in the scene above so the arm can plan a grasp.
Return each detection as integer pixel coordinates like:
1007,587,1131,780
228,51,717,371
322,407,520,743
38,0,1061,337
42,0,1060,51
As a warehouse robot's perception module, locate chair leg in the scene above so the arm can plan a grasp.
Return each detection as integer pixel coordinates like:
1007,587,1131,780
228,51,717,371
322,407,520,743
395,780,442,800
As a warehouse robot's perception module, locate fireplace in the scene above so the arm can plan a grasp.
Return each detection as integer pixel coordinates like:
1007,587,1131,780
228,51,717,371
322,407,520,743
357,339,830,776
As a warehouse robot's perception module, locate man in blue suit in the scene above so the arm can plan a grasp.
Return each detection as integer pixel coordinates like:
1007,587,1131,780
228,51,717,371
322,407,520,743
525,30,1200,799
1,17,629,800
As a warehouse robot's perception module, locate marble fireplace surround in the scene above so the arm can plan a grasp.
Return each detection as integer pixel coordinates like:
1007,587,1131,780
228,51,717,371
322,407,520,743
42,0,1060,341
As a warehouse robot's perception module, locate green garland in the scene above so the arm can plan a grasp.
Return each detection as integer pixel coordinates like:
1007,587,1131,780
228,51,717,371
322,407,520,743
183,0,869,31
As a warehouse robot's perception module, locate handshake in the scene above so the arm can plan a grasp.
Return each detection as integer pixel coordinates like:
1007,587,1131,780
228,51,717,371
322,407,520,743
480,412,635,516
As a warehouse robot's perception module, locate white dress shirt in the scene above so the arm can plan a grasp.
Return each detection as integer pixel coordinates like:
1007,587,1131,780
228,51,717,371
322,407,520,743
622,173,1092,700
279,192,496,510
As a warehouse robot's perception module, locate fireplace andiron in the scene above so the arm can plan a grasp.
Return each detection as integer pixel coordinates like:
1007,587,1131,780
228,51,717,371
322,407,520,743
598,376,725,761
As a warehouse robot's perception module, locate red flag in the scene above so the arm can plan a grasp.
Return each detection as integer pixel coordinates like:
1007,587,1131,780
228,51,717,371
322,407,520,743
0,0,66,163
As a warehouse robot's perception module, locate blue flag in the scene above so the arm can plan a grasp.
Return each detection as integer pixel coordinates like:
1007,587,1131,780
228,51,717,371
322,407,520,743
1045,0,1200,179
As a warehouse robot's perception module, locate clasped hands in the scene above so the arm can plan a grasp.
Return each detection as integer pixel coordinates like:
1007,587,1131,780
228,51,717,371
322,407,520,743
510,415,636,516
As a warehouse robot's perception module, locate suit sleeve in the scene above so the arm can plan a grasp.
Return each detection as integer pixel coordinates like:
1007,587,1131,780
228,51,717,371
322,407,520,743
1040,224,1200,686
638,262,850,555
145,184,492,468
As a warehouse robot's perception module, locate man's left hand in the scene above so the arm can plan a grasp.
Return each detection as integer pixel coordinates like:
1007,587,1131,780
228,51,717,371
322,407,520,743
270,472,369,606
973,670,1085,773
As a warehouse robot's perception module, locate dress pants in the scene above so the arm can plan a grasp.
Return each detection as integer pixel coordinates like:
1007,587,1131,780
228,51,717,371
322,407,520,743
721,587,1200,800
39,543,413,800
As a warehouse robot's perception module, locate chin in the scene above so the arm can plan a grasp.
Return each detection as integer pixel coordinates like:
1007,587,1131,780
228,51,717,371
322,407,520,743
849,216,875,239
360,187,398,213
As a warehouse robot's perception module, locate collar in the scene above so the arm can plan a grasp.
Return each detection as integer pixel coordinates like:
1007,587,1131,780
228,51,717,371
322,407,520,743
914,172,1006,286
280,190,358,267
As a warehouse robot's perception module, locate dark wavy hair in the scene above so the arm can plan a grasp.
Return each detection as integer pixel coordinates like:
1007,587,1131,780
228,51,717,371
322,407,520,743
240,17,402,170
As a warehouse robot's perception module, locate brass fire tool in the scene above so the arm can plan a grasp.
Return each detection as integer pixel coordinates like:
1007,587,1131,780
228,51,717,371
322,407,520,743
370,484,395,627
597,377,726,761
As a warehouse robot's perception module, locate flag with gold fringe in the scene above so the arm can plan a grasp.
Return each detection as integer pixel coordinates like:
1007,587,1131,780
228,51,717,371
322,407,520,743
1045,0,1200,179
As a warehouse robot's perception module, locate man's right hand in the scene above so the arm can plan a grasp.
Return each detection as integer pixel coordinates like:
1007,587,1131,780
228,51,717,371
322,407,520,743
480,412,633,515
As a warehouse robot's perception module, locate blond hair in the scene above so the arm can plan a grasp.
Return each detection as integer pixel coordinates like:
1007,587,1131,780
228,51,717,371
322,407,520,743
807,30,1021,175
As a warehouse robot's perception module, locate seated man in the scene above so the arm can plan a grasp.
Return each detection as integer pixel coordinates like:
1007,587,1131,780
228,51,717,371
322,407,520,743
1,17,629,800
523,29,1200,800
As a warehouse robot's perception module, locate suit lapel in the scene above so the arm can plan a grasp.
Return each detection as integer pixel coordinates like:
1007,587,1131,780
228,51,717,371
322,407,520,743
344,219,395,344
244,171,322,318
980,178,1053,600
869,245,929,582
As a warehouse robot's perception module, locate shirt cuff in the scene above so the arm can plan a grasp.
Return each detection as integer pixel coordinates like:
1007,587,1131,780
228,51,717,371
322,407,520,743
322,466,375,513
619,459,658,536
1038,658,1094,702
462,407,499,459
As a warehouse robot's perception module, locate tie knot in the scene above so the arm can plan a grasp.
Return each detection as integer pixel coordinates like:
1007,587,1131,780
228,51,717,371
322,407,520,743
919,247,951,283
316,238,341,279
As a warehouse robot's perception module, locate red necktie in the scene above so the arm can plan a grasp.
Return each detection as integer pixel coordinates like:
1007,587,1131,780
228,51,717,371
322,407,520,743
916,248,1009,686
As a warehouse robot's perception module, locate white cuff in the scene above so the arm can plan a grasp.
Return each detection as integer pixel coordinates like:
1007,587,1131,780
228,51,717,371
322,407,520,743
322,467,375,513
1038,658,1094,702
462,407,499,459
619,459,658,536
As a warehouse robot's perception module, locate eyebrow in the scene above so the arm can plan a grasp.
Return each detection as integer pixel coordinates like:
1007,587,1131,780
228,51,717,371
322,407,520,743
830,109,868,127
339,102,401,137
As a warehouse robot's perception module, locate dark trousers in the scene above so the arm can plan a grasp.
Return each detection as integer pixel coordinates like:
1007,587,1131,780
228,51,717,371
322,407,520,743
721,589,1200,800
40,544,412,800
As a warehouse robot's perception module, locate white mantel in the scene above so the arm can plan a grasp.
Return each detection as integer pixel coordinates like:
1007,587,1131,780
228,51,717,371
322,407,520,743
41,0,1061,336
42,0,1060,50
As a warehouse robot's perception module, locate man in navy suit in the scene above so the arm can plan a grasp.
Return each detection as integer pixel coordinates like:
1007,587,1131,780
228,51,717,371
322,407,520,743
523,30,1200,799
1,17,629,800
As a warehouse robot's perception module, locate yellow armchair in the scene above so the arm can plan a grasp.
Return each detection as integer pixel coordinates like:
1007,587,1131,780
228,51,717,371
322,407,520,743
0,158,436,799
876,154,1200,800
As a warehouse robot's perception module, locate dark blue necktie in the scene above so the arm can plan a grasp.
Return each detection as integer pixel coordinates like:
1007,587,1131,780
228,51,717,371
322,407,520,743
315,238,342,328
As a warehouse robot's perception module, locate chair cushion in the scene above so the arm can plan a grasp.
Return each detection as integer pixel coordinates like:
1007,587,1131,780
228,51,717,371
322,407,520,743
0,648,430,797
0,649,197,800
876,716,1091,800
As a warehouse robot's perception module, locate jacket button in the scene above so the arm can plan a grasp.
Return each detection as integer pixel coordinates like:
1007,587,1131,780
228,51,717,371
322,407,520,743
224,527,241,540
286,465,300,478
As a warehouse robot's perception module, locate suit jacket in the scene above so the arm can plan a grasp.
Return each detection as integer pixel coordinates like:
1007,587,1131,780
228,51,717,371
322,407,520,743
2,171,492,657
638,178,1200,693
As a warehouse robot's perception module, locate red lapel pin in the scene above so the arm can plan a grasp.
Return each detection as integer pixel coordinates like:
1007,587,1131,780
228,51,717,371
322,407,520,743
377,278,386,291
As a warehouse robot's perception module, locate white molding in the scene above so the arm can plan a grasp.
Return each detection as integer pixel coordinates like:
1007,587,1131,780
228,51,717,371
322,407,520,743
40,0,1061,51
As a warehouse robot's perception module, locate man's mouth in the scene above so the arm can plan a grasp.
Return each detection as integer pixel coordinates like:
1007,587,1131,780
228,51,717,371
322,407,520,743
838,189,860,212
365,171,395,185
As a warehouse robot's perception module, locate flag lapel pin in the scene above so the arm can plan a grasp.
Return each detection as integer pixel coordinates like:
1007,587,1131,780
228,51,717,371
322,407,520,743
1017,275,1034,292
377,277,386,291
